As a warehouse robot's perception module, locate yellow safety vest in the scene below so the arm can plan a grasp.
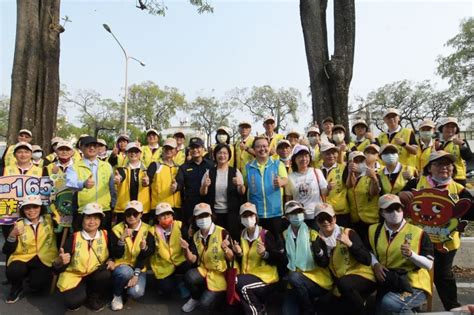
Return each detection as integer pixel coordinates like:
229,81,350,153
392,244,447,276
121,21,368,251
240,227,279,284
283,228,334,291
194,225,228,292
151,162,182,209
416,140,434,173
377,128,417,168
142,145,162,168
45,152,56,163
115,167,151,213
348,176,379,224
378,165,416,195
112,221,150,269
108,152,128,169
311,144,321,168
416,176,464,251
149,221,186,279
173,149,186,166
329,228,375,281
4,164,42,176
354,139,371,153
235,136,255,172
369,223,432,295
441,141,467,181
259,133,284,160
57,230,109,292
7,215,58,267
324,163,349,214
73,159,112,212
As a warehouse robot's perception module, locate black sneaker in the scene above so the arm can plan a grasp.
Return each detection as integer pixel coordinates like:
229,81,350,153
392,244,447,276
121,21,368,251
5,287,23,304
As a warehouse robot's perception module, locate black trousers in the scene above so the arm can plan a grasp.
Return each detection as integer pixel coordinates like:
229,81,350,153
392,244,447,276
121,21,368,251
6,256,52,292
335,213,352,229
215,212,241,241
61,268,111,310
236,274,275,315
259,217,283,246
434,249,461,310
156,261,192,297
333,274,377,315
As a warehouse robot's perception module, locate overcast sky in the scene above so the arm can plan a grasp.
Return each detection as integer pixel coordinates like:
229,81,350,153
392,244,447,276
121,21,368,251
1,0,472,133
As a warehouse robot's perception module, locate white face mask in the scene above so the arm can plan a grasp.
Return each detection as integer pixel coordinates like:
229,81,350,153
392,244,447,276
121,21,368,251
381,153,399,165
383,210,404,225
241,215,256,228
196,217,212,230
32,152,42,160
356,163,366,173
289,213,305,227
217,134,228,144
332,133,344,143
308,136,318,146
419,131,433,141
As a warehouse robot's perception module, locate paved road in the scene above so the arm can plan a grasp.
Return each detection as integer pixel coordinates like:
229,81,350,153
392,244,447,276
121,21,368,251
0,237,472,314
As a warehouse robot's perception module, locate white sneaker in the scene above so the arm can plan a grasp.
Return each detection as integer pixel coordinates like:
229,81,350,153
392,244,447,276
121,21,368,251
181,298,199,313
111,295,123,311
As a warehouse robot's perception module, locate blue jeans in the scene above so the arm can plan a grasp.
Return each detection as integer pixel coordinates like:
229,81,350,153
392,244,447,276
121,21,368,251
112,264,147,299
377,289,427,315
284,271,328,315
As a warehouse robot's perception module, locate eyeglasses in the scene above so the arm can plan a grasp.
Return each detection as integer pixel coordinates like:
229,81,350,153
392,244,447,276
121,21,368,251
125,210,140,218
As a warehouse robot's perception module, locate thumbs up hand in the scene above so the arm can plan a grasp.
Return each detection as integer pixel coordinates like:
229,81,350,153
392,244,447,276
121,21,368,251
9,222,25,238
232,240,242,256
52,164,60,174
84,175,95,189
203,173,211,188
402,170,412,180
121,228,132,241
141,172,149,187
256,240,266,257
140,239,147,250
114,170,122,185
273,175,282,188
58,248,71,265
232,175,243,187
337,229,353,247
170,178,178,193
401,238,412,257
221,235,231,250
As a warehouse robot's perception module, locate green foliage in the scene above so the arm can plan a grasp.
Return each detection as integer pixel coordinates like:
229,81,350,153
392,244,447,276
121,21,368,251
141,0,213,16
0,95,9,139
230,86,304,132
127,81,186,131
437,18,473,113
361,80,454,131
189,96,233,146
64,89,122,139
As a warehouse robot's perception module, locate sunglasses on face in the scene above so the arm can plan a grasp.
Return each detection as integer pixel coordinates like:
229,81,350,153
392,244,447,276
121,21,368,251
125,210,140,218
317,214,333,224
383,205,402,213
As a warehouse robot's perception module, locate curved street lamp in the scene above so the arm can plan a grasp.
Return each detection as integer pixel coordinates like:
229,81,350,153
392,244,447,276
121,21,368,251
103,24,145,133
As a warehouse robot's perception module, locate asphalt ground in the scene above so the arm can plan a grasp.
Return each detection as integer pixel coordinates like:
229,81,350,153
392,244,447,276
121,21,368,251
0,235,472,315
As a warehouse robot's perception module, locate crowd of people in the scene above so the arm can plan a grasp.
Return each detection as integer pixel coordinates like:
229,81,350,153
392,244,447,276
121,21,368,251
0,108,473,314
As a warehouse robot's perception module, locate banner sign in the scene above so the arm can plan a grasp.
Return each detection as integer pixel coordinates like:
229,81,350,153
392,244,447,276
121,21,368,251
0,175,53,225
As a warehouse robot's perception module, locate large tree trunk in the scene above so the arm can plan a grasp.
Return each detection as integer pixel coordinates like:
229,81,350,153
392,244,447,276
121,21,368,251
7,0,61,151
300,0,355,133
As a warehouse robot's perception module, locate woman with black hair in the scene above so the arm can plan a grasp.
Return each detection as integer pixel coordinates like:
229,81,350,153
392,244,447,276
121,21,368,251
200,143,245,240
285,144,328,229
3,195,58,304
54,202,113,312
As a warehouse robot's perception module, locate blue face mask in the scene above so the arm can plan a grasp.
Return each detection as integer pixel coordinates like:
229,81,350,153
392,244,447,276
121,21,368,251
289,213,305,227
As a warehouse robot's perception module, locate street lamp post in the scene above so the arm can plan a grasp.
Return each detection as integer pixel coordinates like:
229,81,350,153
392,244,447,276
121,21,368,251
103,24,145,133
